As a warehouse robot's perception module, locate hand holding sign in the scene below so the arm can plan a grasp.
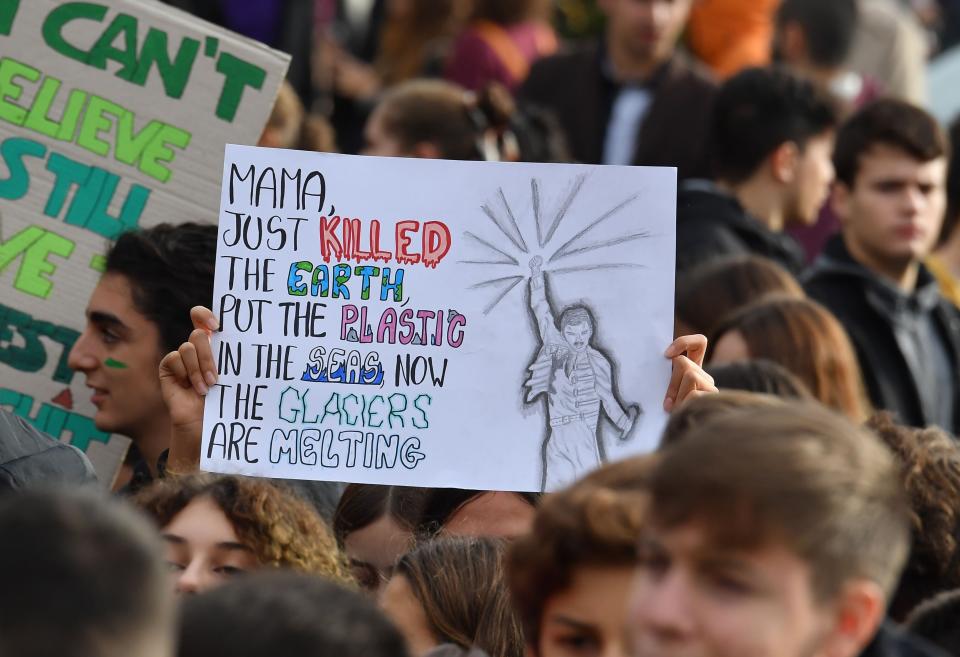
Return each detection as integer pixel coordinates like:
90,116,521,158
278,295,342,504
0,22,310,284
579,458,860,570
663,334,717,412
160,306,220,473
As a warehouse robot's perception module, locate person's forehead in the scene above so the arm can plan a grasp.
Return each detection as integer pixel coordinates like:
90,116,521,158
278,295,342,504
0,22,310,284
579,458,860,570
857,143,947,181
86,273,148,323
651,519,794,564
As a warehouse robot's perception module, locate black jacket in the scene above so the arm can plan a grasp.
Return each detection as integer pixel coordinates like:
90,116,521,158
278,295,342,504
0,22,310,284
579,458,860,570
805,237,960,434
676,180,806,278
0,410,97,493
861,623,949,657
519,44,717,180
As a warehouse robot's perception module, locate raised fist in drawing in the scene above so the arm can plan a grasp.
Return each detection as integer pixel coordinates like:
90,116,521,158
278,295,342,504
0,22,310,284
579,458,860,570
529,256,543,276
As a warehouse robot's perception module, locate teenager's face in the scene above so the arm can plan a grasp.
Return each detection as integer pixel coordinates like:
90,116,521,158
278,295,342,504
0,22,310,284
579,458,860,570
601,0,693,65
537,565,634,657
786,133,836,227
344,514,415,594
162,496,259,594
363,106,412,158
834,144,947,272
67,273,168,439
631,522,843,657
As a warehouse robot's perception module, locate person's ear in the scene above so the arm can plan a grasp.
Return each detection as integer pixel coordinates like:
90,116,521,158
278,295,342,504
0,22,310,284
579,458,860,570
770,142,800,185
780,21,808,63
818,580,886,657
412,141,442,160
832,180,852,225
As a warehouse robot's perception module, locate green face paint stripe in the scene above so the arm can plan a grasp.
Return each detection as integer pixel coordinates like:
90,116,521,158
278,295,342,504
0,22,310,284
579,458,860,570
104,358,128,369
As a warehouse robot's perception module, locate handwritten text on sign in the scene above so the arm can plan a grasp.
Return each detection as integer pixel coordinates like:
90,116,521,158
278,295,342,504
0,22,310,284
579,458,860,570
202,146,677,492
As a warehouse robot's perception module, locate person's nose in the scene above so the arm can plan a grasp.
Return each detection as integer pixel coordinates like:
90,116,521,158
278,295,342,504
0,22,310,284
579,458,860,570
67,329,101,373
634,568,697,640
175,560,208,595
903,185,926,217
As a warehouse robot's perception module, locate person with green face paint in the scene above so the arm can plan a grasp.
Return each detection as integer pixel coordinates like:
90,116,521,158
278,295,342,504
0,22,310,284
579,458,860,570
68,223,218,492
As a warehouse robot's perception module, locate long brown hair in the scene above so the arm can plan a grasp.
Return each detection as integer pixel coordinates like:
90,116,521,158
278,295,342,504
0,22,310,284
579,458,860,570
394,536,523,657
709,297,870,421
135,474,352,585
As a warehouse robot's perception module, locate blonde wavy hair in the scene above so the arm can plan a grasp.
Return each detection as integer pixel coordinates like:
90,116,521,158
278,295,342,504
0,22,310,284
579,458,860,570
134,473,352,585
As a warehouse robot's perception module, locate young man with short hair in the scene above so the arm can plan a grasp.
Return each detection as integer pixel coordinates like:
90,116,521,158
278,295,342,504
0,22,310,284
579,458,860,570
805,100,960,434
520,0,716,179
676,66,838,277
68,223,217,490
632,402,917,657
178,571,408,657
0,490,174,657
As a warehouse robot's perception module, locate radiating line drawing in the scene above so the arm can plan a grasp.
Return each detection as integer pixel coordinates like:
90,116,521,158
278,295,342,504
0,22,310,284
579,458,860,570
542,172,587,245
464,231,519,265
460,175,657,488
548,193,641,262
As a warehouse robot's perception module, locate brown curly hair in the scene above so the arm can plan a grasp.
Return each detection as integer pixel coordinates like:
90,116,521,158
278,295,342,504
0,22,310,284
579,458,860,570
507,455,655,648
866,413,960,621
134,473,352,586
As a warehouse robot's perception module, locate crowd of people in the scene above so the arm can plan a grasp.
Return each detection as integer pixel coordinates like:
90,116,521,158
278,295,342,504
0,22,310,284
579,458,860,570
6,0,960,656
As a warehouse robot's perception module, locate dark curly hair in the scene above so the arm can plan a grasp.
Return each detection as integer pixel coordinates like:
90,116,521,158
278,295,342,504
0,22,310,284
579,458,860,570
134,473,352,585
507,455,654,647
866,413,960,621
105,223,217,353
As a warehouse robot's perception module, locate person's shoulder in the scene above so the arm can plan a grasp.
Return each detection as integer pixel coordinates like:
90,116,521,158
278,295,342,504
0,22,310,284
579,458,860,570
803,264,865,310
665,53,718,88
0,411,97,490
862,622,951,657
525,42,598,81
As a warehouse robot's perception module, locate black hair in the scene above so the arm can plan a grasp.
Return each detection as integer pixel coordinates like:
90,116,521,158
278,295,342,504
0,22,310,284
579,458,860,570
833,99,949,188
907,589,960,656
105,222,218,353
711,67,838,184
708,359,813,399
0,490,172,657
177,571,409,657
418,489,540,537
776,0,859,68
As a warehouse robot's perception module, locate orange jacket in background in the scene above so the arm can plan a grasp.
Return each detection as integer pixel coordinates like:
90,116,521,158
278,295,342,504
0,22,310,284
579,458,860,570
686,0,781,79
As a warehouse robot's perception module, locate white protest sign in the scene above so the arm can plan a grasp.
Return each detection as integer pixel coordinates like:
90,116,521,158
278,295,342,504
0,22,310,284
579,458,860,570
202,145,676,492
0,0,289,481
